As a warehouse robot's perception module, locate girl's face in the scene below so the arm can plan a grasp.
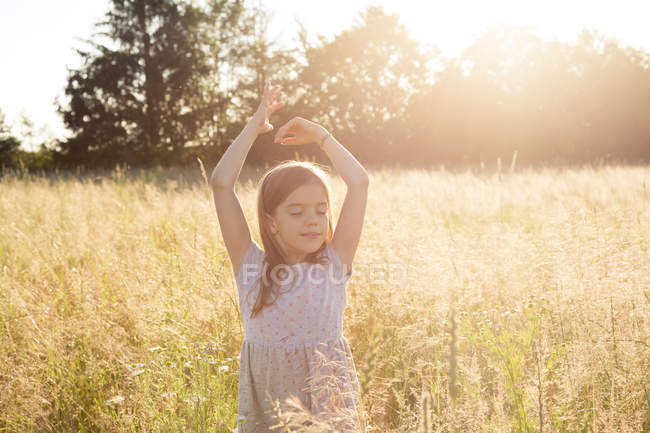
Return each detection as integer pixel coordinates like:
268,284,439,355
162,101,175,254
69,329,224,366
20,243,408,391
266,182,329,265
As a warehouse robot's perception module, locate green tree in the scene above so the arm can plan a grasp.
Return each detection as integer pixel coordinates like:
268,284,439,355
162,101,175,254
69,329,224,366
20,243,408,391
291,6,433,164
0,109,21,169
405,24,650,166
57,0,247,168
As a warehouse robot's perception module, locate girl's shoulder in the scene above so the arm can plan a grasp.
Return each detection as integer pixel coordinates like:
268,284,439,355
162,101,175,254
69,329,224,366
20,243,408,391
235,238,265,285
323,242,353,284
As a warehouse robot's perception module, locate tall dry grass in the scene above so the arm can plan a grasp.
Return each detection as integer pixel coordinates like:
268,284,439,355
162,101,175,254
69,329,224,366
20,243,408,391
0,162,648,432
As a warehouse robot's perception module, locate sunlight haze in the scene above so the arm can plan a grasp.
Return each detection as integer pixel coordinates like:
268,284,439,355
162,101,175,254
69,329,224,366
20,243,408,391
1,0,648,150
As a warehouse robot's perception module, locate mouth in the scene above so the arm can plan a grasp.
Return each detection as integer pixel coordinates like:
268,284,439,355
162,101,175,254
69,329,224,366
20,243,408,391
301,232,321,239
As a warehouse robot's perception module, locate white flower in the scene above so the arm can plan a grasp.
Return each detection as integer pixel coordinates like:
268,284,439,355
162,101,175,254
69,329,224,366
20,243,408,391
105,395,125,406
219,365,230,373
148,346,165,352
236,415,247,424
127,362,146,369
161,392,177,398
130,369,145,377
206,357,218,364
187,395,207,403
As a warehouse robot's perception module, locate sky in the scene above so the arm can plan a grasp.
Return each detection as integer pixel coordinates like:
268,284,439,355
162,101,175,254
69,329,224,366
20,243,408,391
1,0,649,151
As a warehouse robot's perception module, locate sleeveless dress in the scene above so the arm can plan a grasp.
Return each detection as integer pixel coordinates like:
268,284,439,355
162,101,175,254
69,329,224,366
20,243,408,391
234,239,362,433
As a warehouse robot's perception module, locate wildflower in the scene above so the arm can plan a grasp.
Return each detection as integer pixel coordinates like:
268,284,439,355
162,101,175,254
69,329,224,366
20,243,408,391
184,361,192,368
186,395,207,403
225,357,233,362
162,361,177,368
206,357,218,364
130,369,145,377
148,346,165,352
161,392,177,398
219,365,230,373
105,395,125,406
127,362,145,369
236,415,246,424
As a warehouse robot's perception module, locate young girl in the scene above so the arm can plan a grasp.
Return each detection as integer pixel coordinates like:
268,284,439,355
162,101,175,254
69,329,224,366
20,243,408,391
210,81,370,432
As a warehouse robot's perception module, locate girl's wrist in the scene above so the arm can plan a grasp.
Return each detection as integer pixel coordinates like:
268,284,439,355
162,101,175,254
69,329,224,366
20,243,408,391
247,112,264,135
317,130,332,149
313,126,329,145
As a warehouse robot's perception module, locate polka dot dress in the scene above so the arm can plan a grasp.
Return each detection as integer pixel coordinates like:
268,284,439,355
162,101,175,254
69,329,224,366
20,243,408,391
234,240,362,433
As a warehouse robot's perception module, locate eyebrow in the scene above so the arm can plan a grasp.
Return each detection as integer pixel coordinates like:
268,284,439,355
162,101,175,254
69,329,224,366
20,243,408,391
287,201,328,207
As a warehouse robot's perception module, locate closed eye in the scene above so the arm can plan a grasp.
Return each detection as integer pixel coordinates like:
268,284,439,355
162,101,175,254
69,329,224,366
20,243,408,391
291,211,327,216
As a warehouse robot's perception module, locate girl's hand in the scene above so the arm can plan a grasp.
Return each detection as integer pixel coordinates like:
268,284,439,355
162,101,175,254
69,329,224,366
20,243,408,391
251,81,284,135
273,117,328,146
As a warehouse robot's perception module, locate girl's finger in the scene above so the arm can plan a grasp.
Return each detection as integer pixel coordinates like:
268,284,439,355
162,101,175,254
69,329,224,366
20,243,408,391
269,101,285,114
274,119,294,142
280,136,297,145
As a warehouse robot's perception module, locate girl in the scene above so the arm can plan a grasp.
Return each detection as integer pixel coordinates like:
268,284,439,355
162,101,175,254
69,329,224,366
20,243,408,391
210,81,370,433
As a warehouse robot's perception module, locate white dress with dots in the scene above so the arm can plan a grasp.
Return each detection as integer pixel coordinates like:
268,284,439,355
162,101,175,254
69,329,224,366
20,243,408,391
234,239,362,433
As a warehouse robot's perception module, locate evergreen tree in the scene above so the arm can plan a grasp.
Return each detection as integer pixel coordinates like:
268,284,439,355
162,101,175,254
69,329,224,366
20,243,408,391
57,0,246,167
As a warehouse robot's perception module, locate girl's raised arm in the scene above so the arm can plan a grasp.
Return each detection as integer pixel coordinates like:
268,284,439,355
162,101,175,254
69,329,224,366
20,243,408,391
210,82,284,275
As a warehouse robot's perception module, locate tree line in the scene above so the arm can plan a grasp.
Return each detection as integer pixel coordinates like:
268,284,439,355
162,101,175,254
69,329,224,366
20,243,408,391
2,0,649,172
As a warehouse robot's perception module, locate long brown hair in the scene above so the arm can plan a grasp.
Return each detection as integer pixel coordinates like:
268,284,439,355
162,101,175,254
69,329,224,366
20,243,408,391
249,161,335,319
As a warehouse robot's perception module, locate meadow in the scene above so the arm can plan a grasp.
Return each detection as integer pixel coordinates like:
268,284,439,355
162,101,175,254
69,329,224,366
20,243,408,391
1,162,648,432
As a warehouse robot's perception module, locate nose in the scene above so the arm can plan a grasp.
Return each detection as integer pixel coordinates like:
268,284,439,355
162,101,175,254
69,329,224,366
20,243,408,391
306,209,320,226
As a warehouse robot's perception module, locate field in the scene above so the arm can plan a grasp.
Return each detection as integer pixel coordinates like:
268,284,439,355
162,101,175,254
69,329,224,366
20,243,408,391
1,163,648,432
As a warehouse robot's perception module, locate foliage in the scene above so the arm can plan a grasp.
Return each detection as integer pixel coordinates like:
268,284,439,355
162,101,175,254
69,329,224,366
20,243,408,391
56,0,248,168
